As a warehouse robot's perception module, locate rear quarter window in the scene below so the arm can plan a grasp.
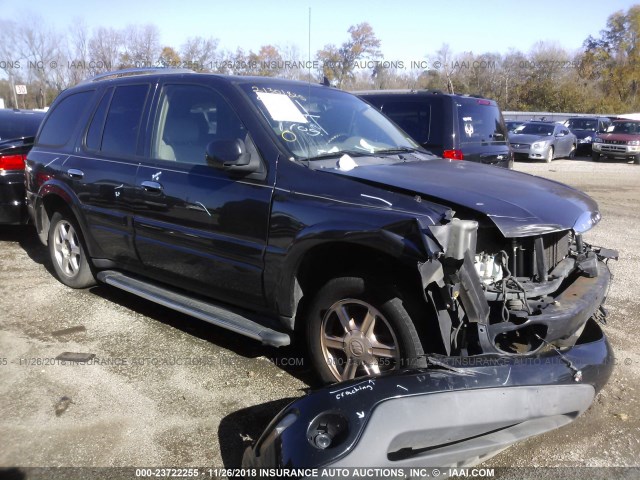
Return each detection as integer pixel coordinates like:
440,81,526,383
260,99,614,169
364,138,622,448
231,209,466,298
37,91,95,146
378,98,444,148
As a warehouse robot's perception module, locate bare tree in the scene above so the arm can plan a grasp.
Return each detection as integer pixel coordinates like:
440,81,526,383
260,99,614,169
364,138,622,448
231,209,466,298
180,36,220,71
120,24,161,67
88,27,123,73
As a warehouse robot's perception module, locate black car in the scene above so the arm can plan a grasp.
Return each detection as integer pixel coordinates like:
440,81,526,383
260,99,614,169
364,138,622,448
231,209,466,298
356,90,512,168
26,69,614,391
0,109,46,224
565,116,611,155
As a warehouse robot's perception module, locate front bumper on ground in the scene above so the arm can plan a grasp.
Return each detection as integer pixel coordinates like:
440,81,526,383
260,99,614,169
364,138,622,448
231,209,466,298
243,320,612,475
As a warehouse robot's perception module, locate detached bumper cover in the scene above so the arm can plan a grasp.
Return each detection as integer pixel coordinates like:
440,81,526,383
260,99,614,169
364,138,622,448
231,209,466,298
244,321,612,474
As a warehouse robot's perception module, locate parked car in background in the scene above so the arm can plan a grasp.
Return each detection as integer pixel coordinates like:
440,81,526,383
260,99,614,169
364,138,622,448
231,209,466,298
592,119,640,164
357,90,513,168
505,119,524,132
565,116,611,155
509,121,577,162
0,109,46,224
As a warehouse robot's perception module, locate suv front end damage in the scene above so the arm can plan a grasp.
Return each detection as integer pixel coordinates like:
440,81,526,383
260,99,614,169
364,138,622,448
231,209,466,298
420,216,617,358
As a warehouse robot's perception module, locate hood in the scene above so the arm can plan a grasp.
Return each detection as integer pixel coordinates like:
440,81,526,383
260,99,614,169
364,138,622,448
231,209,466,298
508,133,551,145
325,159,600,238
597,133,638,142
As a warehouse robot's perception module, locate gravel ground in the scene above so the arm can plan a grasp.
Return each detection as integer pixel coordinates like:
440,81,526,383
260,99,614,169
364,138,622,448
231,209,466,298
0,156,639,477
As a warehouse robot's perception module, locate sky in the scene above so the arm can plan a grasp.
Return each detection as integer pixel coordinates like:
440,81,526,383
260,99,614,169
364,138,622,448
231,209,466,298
1,0,636,62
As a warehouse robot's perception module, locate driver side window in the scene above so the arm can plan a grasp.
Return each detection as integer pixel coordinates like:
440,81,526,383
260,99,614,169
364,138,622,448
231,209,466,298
152,84,248,165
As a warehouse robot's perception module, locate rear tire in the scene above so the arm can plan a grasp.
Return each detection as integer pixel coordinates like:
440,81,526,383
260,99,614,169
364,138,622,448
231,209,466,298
48,211,96,288
306,276,425,384
635,154,640,165
568,144,576,159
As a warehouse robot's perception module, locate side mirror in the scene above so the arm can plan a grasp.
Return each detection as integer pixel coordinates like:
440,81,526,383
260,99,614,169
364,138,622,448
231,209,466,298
206,139,251,168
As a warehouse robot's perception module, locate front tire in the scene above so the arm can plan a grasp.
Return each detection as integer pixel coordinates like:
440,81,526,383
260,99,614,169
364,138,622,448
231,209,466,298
48,211,96,288
306,276,425,384
635,154,640,165
592,152,601,162
545,147,554,163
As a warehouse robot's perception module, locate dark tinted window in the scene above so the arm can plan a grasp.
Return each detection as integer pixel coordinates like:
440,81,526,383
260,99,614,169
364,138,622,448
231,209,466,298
380,99,444,147
37,91,94,146
0,111,45,141
153,84,248,165
456,99,507,144
101,84,149,156
85,89,113,151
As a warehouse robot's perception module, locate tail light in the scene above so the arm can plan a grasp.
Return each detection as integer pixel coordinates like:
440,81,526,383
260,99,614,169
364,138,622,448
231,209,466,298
443,149,464,160
0,153,27,171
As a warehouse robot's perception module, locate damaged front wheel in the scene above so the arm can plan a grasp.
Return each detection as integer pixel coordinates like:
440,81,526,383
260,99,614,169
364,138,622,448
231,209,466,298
306,277,425,384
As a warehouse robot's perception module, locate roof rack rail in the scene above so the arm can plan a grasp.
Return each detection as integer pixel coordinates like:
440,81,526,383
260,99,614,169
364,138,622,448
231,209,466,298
86,67,195,83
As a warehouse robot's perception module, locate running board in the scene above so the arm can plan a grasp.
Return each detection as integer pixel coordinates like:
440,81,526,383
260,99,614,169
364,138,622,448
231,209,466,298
96,270,290,347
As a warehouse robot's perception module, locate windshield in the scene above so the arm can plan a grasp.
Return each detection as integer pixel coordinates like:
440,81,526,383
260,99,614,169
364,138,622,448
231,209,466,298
514,123,555,136
610,121,640,134
239,82,419,160
566,118,597,131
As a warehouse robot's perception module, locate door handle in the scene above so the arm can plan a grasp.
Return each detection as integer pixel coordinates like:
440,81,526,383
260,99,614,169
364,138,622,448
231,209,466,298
67,169,84,179
141,180,163,192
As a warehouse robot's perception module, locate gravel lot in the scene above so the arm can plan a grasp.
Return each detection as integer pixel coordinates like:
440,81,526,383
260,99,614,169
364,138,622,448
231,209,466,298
1,156,639,476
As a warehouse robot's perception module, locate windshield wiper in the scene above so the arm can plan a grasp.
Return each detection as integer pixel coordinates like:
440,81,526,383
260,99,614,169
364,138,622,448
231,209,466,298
306,150,371,161
371,146,425,155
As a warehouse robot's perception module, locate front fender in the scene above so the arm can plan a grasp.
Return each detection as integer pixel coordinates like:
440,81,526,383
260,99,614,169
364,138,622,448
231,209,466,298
268,218,435,321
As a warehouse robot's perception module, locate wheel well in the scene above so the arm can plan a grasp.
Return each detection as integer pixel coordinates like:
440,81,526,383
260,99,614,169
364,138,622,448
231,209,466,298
293,242,445,354
39,195,72,244
296,243,419,300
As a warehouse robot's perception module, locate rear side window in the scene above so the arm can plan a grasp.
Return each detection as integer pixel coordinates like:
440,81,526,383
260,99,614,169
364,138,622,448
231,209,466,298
381,99,444,148
37,91,94,146
456,99,507,144
101,84,149,157
85,89,113,151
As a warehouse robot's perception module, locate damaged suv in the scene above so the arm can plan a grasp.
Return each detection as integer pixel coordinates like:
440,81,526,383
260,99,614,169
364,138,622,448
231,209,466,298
26,70,616,386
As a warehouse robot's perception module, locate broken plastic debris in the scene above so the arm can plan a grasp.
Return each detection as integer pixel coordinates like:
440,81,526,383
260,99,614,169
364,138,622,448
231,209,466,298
337,154,357,171
55,352,95,362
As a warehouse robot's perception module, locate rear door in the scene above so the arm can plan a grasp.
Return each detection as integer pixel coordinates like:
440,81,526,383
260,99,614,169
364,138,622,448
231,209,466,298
133,80,273,306
48,84,151,265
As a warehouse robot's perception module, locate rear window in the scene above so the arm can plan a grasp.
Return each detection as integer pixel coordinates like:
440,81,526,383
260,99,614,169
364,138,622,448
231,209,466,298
0,111,45,141
37,91,94,146
456,99,507,144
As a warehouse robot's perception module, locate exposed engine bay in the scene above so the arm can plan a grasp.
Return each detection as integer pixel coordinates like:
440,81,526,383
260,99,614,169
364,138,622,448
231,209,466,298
422,218,618,357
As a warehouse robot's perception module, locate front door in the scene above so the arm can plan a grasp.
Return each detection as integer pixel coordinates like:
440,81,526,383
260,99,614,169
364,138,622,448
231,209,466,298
133,82,273,307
